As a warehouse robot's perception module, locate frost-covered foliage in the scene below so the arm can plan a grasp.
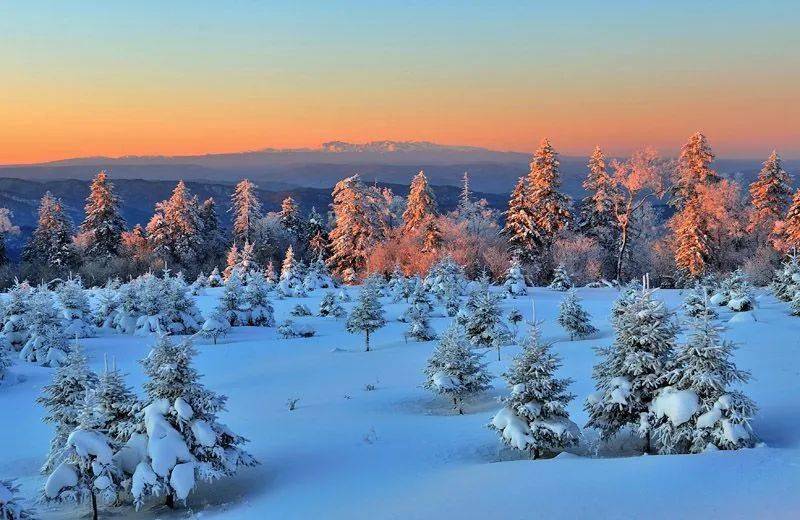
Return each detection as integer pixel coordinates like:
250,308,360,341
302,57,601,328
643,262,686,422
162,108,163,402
548,264,573,291
125,336,256,508
491,323,578,458
130,272,203,336
682,283,718,322
712,269,754,312
462,282,511,359
216,271,249,327
207,267,223,288
585,288,678,451
423,256,465,300
20,288,70,367
404,292,437,342
290,304,313,317
610,281,641,329
1,281,32,350
770,255,800,302
387,265,407,302
56,277,96,339
651,315,757,454
0,479,34,519
79,170,126,259
93,279,120,329
502,258,528,298
557,290,597,340
244,272,275,327
199,310,231,344
224,241,256,282
0,344,9,382
278,246,307,298
337,288,351,303
38,342,99,473
400,284,434,323
189,272,208,296
277,319,316,339
345,280,386,352
303,253,335,292
423,324,491,414
318,291,346,318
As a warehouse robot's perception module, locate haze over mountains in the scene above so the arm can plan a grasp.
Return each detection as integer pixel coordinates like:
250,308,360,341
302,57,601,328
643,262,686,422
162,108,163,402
2,141,792,195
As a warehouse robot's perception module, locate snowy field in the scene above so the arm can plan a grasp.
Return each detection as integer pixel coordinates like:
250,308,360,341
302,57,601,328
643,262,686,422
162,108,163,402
2,286,799,519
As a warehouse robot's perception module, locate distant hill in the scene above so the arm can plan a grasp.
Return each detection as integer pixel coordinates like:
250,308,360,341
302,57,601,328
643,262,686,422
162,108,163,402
2,141,795,195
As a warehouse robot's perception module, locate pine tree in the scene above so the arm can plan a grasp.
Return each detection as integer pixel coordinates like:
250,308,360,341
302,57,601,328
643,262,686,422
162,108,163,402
672,132,719,208
548,264,573,291
146,181,203,268
491,323,578,458
345,280,386,352
1,281,32,350
673,199,711,279
652,315,756,454
80,170,126,259
303,252,335,291
0,479,34,519
423,323,491,414
779,188,800,252
557,290,597,340
20,288,70,367
771,254,800,302
94,279,120,329
402,170,438,234
400,283,434,322
455,171,479,224
318,291,346,318
527,139,572,252
683,284,718,321
327,175,382,281
463,284,511,360
223,243,240,281
502,176,536,262
22,192,78,269
94,360,139,443
38,341,98,473
197,197,226,259
278,245,305,297
280,196,302,236
578,146,619,240
57,277,95,339
749,151,792,236
207,267,223,287
244,271,275,326
230,179,263,246
134,336,256,508
585,288,678,452
216,271,248,326
200,309,231,344
502,258,528,298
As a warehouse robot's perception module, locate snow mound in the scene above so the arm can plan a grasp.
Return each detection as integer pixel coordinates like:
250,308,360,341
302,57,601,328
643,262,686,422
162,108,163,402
728,312,756,324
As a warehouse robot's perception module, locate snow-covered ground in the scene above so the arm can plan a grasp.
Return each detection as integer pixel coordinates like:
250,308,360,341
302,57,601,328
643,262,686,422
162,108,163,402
1,286,798,519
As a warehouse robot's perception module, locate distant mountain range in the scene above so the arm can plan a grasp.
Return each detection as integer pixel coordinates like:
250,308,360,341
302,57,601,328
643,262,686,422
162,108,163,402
1,141,795,196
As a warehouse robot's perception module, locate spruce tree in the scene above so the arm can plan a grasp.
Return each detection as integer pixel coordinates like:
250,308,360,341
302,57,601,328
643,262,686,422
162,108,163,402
673,201,710,278
578,146,619,240
548,264,573,291
318,291,346,318
557,290,597,340
146,181,203,268
280,196,302,237
423,323,491,414
57,277,96,339
463,284,511,360
20,288,70,367
230,179,263,246
585,288,678,452
749,151,792,236
502,258,528,298
652,315,756,454
491,323,578,458
683,283,718,321
402,170,438,234
345,280,386,352
134,336,256,508
38,341,98,473
1,281,32,350
527,139,572,252
0,479,34,519
780,188,800,252
672,132,719,208
198,197,226,258
22,192,78,269
80,170,126,259
216,271,249,326
200,309,231,344
244,271,275,326
502,176,536,262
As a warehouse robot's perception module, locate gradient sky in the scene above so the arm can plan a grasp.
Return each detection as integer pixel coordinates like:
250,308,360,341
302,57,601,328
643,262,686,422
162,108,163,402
2,1,799,164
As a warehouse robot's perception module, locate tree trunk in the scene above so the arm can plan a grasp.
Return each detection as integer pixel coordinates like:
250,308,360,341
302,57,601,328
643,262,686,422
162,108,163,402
91,490,98,520
365,330,370,352
532,447,540,460
165,493,175,509
615,220,630,282
644,430,651,455
496,346,500,361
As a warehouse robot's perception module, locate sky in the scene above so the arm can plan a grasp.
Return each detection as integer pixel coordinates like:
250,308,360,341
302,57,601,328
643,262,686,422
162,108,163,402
1,1,799,164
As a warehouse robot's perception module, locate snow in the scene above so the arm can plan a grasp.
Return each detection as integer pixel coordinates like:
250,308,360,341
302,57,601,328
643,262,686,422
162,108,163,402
43,462,78,498
651,388,700,426
175,397,194,421
191,420,217,447
143,399,193,477
431,371,458,391
2,285,799,518
169,462,196,501
67,429,114,465
608,376,631,405
491,407,533,451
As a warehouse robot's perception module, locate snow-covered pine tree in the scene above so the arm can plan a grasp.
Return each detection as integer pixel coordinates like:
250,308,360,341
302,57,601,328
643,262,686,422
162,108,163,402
146,181,204,269
0,479,34,519
672,132,719,209
771,254,800,302
38,341,99,473
672,201,710,279
345,280,386,352
548,264,573,291
748,150,792,237
93,279,120,329
20,288,71,367
651,315,756,454
79,170,126,259
207,267,223,287
230,179,263,246
1,281,32,350
197,197,226,260
780,188,800,252
189,272,208,296
527,139,572,253
244,271,275,326
56,277,95,339
423,323,491,414
303,252,335,292
507,308,523,336
216,271,249,326
388,265,407,302
199,310,231,344
683,283,718,321
404,303,437,342
585,288,678,452
161,272,204,334
0,340,10,382
557,290,597,340
502,258,528,298
223,243,240,281
502,176,536,262
22,192,79,270
318,291,346,318
610,281,642,328
714,269,754,312
423,256,466,300
578,146,619,254
279,196,302,237
290,303,313,317
94,359,139,444
402,170,438,234
110,279,141,335
491,322,578,458
278,245,305,297
463,284,511,360
400,283,434,323
131,336,256,508
442,276,461,317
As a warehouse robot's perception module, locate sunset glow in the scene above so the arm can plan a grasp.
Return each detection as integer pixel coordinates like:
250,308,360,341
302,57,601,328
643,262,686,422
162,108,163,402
2,1,799,163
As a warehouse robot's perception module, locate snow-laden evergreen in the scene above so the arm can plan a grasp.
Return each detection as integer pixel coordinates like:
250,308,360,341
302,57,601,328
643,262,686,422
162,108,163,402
38,341,99,473
20,287,70,367
56,277,96,339
548,264,573,291
277,319,316,338
277,246,306,298
502,258,528,298
682,283,719,321
557,290,597,340
491,323,579,458
770,254,800,302
290,304,313,317
207,267,223,288
303,253,335,292
93,279,120,329
216,271,250,327
129,272,203,336
423,323,491,414
79,170,126,259
400,283,434,322
345,280,386,352
651,315,757,454
199,310,231,344
244,271,275,327
122,336,256,508
712,269,754,312
423,256,466,300
1,281,32,350
0,479,34,519
318,291,346,318
462,281,511,359
585,288,678,452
